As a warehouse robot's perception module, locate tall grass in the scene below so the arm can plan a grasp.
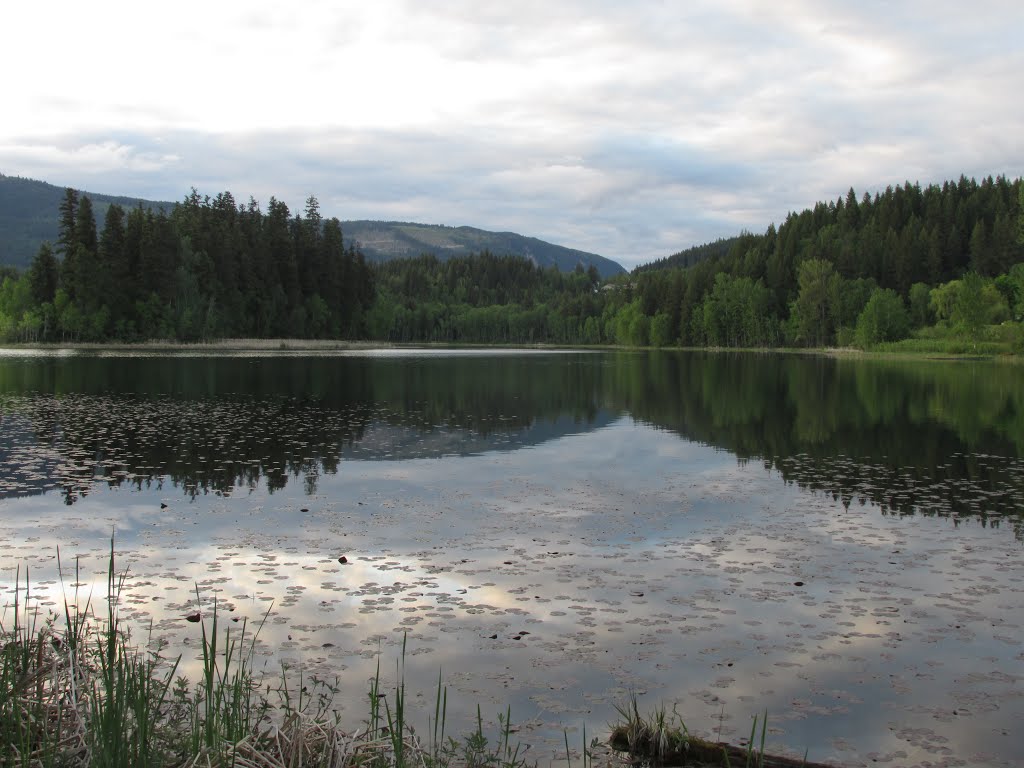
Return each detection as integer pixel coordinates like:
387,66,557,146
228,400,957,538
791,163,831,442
87,541,181,768
4,544,812,768
366,635,526,768
607,695,805,767
1,542,533,768
0,564,57,768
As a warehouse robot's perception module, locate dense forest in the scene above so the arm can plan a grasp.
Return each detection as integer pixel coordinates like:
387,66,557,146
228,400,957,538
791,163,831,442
0,175,624,277
0,172,175,268
633,235,739,273
0,189,373,341
0,175,1022,350
623,175,1024,350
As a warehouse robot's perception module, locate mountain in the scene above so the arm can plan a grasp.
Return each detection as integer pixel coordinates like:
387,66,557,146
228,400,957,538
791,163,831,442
339,220,624,278
0,174,625,277
0,173,175,268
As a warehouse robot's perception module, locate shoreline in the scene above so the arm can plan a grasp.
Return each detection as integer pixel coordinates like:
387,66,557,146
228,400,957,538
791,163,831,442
0,337,1019,363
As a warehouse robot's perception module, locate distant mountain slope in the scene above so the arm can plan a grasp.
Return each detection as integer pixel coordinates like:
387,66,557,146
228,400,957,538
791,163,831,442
0,174,625,277
0,173,174,267
340,220,624,278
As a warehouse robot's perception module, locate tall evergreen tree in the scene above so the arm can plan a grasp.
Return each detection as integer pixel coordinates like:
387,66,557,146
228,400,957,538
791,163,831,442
1018,183,1024,246
266,197,299,334
28,242,59,306
74,196,98,257
99,204,129,330
57,188,79,258
298,195,324,300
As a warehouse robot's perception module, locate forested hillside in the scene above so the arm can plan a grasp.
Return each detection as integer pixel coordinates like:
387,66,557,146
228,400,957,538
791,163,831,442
623,175,1023,349
633,236,739,273
339,220,624,277
0,175,1022,352
0,188,373,340
365,254,603,343
0,175,624,276
0,173,174,268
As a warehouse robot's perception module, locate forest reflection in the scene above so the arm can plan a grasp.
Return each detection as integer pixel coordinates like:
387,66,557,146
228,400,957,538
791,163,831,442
1,351,1021,535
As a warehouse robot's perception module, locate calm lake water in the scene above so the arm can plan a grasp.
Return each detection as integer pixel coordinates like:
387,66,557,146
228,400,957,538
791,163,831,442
1,348,1022,767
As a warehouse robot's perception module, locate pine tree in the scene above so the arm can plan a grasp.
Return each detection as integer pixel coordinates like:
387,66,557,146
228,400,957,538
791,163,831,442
969,220,992,275
74,196,98,257
1016,181,1024,246
99,204,128,330
298,195,324,301
57,188,79,257
28,242,60,305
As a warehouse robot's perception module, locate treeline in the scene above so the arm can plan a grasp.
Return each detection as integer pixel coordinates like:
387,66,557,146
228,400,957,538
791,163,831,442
366,253,604,343
0,189,373,341
1,175,1023,349
633,235,739,273
362,175,1023,349
619,175,1024,349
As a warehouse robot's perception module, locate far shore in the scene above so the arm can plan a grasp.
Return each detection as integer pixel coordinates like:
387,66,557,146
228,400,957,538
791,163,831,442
0,338,1020,363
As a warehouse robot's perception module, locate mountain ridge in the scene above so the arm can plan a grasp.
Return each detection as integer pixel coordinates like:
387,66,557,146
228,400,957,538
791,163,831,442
0,173,625,277
340,219,624,277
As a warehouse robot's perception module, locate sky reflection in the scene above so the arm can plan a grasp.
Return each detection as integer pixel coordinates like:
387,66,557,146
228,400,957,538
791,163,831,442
2,351,1023,767
3,420,1022,766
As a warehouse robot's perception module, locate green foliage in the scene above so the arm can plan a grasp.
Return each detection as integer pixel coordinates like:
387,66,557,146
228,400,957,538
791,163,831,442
695,273,776,347
953,272,1005,335
791,259,839,347
1012,322,1024,355
929,279,959,322
649,311,673,347
28,243,59,306
1,189,376,343
607,299,650,346
1001,263,1024,321
3,174,1023,353
0,173,176,269
634,235,739,273
855,288,910,346
908,282,933,327
1018,183,1024,246
627,174,1023,351
832,277,877,330
368,251,602,344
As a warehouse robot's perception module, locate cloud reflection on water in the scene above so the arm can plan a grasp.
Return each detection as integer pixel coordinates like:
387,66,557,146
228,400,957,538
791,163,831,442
2,351,1023,766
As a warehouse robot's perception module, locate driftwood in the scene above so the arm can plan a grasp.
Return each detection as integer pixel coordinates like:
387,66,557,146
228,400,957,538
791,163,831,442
609,726,838,768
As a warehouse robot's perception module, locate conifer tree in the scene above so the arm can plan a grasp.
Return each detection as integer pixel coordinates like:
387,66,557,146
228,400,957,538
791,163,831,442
28,242,59,306
99,204,128,330
57,188,79,257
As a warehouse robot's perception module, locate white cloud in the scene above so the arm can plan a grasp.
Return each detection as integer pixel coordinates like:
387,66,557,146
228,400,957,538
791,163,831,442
0,140,179,174
1,1,1021,268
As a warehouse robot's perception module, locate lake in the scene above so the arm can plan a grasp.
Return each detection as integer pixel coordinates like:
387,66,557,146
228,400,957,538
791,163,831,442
1,348,1022,767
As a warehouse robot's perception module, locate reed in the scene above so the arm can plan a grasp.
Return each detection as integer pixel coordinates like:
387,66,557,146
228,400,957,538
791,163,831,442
1,543,535,768
4,546,826,768
607,695,810,768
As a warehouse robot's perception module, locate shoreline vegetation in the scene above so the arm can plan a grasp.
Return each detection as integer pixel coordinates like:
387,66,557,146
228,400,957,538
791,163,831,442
0,338,1020,365
0,546,835,768
0,175,1022,355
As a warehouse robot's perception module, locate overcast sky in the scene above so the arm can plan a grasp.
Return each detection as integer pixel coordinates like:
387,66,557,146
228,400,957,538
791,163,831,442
2,1,1022,269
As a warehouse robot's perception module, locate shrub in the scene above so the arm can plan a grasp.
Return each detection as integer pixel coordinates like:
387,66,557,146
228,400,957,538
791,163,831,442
855,289,910,347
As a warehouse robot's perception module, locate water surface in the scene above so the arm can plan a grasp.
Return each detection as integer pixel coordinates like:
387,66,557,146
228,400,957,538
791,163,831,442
1,349,1022,767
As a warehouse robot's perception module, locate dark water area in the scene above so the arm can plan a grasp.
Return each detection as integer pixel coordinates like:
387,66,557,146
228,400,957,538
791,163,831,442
1,349,1022,767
